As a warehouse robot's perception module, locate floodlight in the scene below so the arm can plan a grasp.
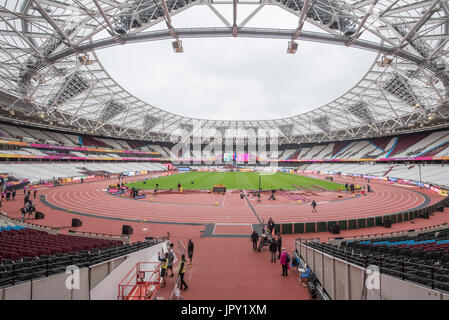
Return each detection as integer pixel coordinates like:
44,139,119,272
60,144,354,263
172,40,184,53
287,41,298,54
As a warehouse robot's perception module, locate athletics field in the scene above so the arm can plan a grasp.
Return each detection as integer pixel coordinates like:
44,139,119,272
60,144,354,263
126,171,343,191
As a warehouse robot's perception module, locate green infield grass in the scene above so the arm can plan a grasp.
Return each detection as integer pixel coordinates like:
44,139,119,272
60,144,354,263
126,171,343,191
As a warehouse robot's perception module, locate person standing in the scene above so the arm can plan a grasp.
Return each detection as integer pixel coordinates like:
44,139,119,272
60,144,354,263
21,206,26,222
187,239,194,266
178,254,189,291
23,186,26,195
12,189,16,201
280,248,290,277
158,252,169,288
311,200,317,213
167,243,175,277
33,189,37,199
277,234,282,259
269,237,278,263
267,217,275,235
251,230,259,251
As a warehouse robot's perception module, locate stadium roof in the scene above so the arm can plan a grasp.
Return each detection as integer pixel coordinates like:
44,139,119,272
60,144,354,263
0,0,449,143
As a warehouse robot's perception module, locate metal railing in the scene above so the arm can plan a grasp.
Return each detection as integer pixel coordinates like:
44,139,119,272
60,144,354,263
117,262,161,300
299,240,449,293
0,239,164,288
327,223,449,242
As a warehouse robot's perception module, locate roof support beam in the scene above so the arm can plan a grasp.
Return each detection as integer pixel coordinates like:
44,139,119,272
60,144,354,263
238,0,266,27
31,0,73,47
205,0,232,27
160,0,180,41
233,0,238,37
92,0,122,43
398,0,441,47
0,14,42,57
347,0,380,46
291,0,310,41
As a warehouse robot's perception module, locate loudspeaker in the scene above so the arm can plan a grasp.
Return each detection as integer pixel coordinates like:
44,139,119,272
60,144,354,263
329,224,340,234
122,225,133,235
420,212,430,219
71,218,82,227
383,218,391,228
35,211,45,220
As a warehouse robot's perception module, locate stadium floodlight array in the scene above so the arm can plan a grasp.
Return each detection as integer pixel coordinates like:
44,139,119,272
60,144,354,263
276,0,356,36
312,115,330,132
47,72,90,107
347,101,374,124
143,114,161,131
383,74,421,107
99,100,126,123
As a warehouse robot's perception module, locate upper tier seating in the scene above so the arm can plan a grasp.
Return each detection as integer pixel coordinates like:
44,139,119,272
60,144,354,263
0,162,167,183
303,163,449,187
80,136,109,148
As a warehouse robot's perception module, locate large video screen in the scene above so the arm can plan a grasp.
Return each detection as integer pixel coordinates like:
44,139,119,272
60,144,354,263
236,153,249,162
223,153,234,162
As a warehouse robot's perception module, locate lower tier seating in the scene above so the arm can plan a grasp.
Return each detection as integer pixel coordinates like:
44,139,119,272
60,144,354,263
305,228,449,292
0,226,164,288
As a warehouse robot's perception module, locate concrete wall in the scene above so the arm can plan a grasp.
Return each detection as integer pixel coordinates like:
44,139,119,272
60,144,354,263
296,241,449,300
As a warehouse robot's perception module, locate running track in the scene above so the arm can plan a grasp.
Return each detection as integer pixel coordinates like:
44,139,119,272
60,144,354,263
39,175,444,225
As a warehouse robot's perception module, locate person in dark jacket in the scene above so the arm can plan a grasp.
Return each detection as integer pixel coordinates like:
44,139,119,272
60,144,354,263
277,234,282,259
21,206,26,222
187,239,194,266
178,254,189,291
311,200,317,212
33,189,37,199
158,252,169,288
267,217,275,235
269,238,278,263
12,189,16,201
250,231,259,251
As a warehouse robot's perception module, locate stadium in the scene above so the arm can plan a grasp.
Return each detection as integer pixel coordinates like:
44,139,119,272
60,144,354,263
0,0,449,302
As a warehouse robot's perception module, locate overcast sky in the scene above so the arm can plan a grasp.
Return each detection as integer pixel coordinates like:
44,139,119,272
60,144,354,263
96,4,377,121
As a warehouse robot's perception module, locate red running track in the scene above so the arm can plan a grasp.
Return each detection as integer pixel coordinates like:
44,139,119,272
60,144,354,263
39,175,444,225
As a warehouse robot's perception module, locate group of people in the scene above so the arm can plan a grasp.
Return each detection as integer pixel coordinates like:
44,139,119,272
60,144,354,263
157,239,194,293
344,183,371,193
0,186,37,209
251,221,295,278
0,188,16,204
21,188,37,222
